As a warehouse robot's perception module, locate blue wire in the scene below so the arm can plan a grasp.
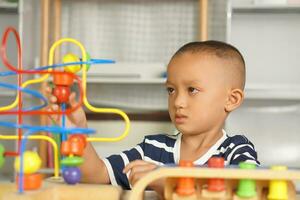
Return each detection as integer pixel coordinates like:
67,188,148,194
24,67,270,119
18,129,36,193
61,103,67,141
0,71,16,76
0,121,95,135
0,82,48,111
0,59,115,77
35,59,115,71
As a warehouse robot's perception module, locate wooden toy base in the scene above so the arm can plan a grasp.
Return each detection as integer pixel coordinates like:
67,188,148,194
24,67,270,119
0,179,160,200
0,177,122,200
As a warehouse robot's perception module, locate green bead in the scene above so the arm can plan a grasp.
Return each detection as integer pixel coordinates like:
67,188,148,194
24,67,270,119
236,162,257,198
0,144,5,169
83,52,91,72
239,162,257,169
60,156,84,167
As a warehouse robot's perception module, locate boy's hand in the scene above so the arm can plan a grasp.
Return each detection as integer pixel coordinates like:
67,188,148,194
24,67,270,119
123,160,157,186
123,160,164,197
45,86,87,128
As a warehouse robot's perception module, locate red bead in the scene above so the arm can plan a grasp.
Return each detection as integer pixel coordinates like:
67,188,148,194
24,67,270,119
207,157,225,191
52,86,70,104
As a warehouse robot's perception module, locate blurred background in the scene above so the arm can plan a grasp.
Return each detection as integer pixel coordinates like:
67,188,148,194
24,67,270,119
0,0,300,181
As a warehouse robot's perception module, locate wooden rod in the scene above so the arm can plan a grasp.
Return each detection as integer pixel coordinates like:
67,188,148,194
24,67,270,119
53,0,61,63
40,0,50,66
39,0,50,168
199,0,208,41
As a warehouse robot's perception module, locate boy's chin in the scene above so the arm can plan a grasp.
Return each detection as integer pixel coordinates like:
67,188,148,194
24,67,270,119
176,128,202,136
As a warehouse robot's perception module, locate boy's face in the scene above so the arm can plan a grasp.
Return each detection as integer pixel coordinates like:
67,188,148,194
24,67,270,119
166,52,230,135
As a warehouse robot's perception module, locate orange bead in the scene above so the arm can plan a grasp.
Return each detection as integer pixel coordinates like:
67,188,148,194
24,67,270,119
53,72,74,86
70,139,84,156
69,134,87,148
61,141,71,156
207,157,225,191
16,173,42,190
175,160,196,196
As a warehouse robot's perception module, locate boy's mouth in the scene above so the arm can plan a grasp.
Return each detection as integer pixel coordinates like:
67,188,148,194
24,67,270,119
175,114,187,124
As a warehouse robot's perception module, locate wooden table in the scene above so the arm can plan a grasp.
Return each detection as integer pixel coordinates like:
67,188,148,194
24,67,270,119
0,181,160,200
0,180,122,200
0,181,299,200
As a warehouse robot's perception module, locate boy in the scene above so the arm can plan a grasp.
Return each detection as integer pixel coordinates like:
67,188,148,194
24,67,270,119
48,40,259,194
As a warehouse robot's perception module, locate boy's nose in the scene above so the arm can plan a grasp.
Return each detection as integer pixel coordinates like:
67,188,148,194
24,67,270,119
174,93,187,108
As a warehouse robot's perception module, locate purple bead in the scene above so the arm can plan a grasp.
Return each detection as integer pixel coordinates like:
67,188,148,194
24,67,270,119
62,167,81,184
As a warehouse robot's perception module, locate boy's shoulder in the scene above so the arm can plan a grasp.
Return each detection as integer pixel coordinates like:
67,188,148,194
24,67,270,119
215,133,259,165
220,134,255,149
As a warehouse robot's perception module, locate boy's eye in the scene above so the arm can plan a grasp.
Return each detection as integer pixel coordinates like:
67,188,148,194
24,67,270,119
188,87,199,94
166,87,175,94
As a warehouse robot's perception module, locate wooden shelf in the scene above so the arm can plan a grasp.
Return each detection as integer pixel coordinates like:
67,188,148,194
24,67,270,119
86,77,166,84
245,84,300,100
232,4,300,13
0,1,17,13
86,111,170,121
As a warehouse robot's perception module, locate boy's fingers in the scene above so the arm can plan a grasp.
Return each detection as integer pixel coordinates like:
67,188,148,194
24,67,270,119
128,164,157,182
51,104,59,111
45,86,58,104
50,95,58,104
47,107,60,123
129,172,144,186
68,92,77,107
123,160,149,173
45,86,52,93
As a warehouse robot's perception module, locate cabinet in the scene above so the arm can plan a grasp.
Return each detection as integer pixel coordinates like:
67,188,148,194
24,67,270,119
228,1,300,99
226,0,300,167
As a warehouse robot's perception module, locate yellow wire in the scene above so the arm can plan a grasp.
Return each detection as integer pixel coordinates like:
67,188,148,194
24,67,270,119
0,134,59,178
49,38,130,142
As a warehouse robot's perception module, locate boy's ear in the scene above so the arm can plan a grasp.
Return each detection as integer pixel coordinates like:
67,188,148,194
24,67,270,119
225,88,244,112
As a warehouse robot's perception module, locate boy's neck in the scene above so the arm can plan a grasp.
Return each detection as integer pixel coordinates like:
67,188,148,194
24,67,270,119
180,129,223,161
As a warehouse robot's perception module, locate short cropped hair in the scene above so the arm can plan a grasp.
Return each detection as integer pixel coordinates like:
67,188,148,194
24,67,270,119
171,41,246,89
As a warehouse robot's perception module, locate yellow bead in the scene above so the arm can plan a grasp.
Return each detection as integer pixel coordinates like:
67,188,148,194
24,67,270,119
14,151,42,174
267,166,288,200
63,53,81,73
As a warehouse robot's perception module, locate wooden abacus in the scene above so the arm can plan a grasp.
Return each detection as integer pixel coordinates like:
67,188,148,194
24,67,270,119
129,165,300,200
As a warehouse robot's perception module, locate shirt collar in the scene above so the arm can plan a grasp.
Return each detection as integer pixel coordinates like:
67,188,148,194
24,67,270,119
173,129,228,165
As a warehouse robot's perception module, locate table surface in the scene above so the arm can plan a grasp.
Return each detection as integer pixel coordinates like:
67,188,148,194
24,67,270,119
0,181,299,200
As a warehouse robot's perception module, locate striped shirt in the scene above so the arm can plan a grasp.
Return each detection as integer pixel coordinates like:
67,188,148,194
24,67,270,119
103,130,259,189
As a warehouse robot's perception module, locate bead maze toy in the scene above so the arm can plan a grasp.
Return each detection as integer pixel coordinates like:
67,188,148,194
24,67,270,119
0,26,130,199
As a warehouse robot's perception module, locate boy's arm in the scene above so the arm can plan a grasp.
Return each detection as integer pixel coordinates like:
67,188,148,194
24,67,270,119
46,87,111,184
80,142,110,184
